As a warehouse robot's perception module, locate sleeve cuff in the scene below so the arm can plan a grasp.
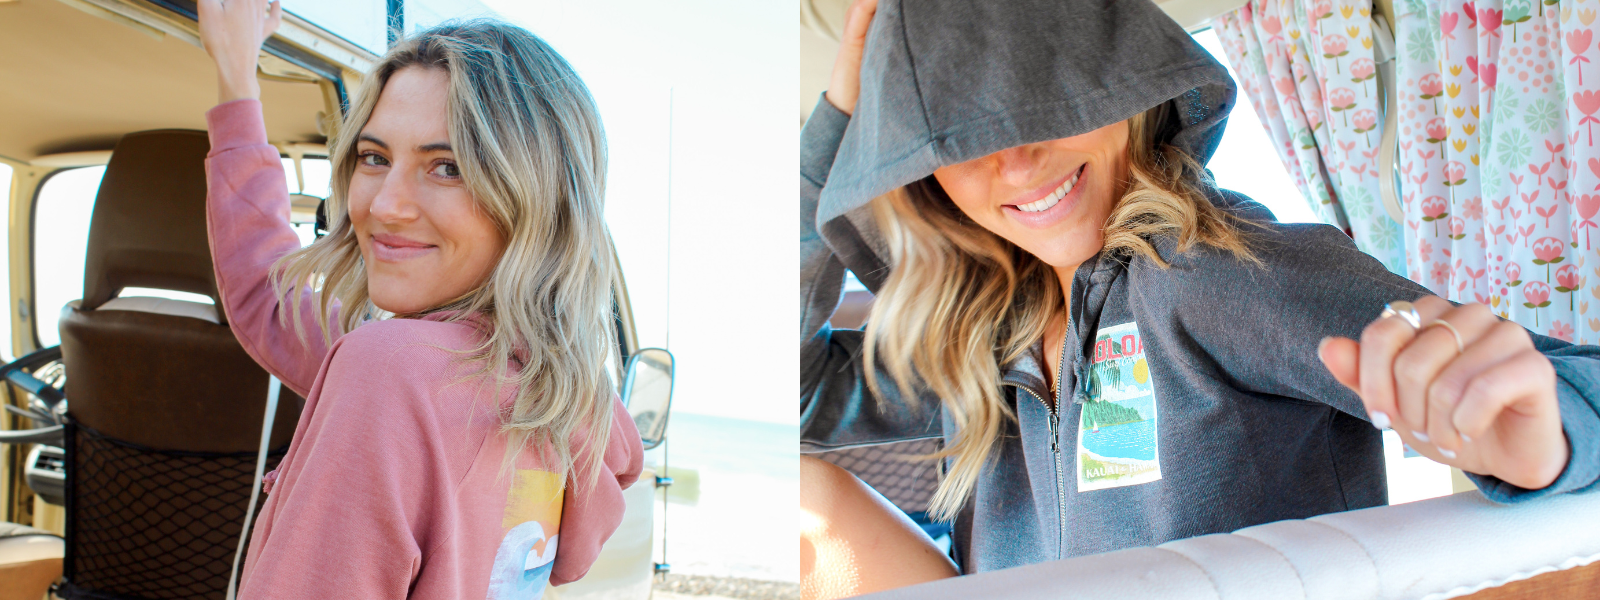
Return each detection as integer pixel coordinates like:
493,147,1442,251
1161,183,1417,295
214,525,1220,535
800,93,851,187
205,99,270,156
1470,358,1600,502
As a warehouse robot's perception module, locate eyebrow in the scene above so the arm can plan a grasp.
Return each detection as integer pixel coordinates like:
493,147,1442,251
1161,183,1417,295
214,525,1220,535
357,134,452,154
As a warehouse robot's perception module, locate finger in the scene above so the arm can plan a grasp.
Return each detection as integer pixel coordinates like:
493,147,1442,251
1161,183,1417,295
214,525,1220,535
1319,336,1361,393
1388,296,1454,435
265,0,283,37
1423,310,1520,453
1390,426,1455,465
1357,297,1444,434
1453,347,1557,439
842,0,880,47
1324,335,1397,429
1452,349,1563,488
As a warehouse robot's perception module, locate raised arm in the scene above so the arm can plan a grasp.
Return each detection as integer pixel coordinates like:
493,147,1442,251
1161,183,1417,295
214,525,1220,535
200,0,334,396
801,0,942,451
204,101,336,396
1146,221,1599,501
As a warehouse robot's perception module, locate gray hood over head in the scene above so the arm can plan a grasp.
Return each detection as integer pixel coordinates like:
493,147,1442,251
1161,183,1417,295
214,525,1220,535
817,0,1238,291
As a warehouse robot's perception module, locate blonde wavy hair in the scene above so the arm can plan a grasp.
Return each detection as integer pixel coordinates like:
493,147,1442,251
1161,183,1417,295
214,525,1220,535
863,101,1260,521
273,20,617,487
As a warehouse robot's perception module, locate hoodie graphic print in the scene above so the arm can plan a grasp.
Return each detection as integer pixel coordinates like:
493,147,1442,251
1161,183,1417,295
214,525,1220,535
1078,321,1161,491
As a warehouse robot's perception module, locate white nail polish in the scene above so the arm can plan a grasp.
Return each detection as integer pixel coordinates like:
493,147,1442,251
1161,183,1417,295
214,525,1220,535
1461,433,1472,444
1371,412,1391,430
1413,431,1432,443
1439,448,1457,459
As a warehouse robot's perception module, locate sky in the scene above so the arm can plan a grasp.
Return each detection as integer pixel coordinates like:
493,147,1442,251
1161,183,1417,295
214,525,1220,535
285,0,801,424
476,0,797,425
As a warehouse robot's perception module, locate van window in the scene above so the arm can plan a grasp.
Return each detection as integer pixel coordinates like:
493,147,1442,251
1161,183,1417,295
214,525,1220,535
276,0,388,55
1191,29,1320,224
281,157,332,246
33,166,102,348
31,159,323,348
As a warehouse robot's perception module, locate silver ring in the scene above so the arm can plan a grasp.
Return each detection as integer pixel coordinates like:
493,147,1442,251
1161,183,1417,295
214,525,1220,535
1424,319,1466,354
1380,301,1422,330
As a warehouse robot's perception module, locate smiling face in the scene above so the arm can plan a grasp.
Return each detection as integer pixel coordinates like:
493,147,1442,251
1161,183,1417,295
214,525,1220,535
348,66,507,315
932,120,1132,272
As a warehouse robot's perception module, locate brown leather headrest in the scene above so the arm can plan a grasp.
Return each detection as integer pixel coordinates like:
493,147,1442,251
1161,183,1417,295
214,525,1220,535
81,130,227,324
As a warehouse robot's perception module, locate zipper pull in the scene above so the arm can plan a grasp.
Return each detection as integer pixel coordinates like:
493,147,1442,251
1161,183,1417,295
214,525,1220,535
1049,411,1060,454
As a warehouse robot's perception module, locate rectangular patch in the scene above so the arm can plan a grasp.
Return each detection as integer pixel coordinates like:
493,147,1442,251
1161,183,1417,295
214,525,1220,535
488,469,565,599
1077,321,1162,492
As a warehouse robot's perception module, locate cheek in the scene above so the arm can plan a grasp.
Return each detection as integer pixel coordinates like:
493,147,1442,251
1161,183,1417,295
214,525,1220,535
438,200,505,275
931,169,989,219
347,176,378,230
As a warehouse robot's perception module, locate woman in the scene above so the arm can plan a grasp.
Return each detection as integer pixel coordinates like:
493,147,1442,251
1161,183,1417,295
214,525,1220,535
800,0,1600,596
199,1,642,597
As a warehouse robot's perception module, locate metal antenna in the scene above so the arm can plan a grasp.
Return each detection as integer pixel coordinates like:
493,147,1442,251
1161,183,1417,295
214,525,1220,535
653,87,675,580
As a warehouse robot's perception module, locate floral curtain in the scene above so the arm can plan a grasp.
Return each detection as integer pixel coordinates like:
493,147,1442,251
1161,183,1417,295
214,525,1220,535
1217,0,1600,343
1213,0,1407,275
1392,0,1600,342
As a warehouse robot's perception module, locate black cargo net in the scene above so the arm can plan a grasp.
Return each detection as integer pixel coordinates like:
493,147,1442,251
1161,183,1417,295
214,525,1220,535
815,439,942,513
59,421,285,600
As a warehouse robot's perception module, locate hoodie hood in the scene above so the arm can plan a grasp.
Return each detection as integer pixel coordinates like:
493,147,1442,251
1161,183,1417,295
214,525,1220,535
817,0,1238,291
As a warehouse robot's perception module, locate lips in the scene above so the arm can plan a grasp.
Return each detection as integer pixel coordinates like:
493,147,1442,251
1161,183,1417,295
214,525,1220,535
1014,165,1085,213
370,233,437,262
1002,164,1089,229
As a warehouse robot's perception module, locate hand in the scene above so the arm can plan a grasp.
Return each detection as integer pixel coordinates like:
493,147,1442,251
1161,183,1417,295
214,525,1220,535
1319,296,1569,490
198,0,283,104
824,0,878,116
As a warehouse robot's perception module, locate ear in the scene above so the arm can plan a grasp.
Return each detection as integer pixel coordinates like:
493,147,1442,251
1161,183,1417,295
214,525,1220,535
1318,336,1361,393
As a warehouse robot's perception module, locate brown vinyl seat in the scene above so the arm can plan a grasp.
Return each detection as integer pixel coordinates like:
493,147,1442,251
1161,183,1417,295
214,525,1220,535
53,129,300,600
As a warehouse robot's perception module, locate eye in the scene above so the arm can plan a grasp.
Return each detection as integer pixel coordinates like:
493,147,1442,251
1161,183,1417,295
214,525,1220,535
359,152,389,167
431,161,461,179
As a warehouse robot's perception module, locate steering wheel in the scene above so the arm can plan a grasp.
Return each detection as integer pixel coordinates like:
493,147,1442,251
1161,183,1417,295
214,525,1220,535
0,346,66,446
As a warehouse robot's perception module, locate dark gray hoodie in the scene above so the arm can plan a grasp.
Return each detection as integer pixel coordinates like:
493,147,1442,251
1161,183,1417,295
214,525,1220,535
799,0,1600,574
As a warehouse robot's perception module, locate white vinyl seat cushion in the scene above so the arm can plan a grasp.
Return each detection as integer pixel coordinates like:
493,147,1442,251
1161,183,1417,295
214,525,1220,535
88,296,218,324
863,489,1600,600
0,522,62,564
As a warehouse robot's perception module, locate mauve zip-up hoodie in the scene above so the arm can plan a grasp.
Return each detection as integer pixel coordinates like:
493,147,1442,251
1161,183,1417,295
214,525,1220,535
205,99,642,599
799,0,1600,575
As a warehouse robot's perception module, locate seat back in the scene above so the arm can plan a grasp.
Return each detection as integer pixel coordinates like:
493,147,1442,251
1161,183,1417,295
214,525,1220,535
56,130,298,600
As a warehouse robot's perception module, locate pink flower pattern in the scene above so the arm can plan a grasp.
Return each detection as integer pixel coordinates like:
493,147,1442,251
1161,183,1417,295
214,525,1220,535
1218,0,1600,343
1214,0,1401,274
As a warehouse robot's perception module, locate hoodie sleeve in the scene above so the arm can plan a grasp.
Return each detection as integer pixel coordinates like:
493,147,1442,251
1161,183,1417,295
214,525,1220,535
204,99,340,397
549,395,643,586
1142,222,1600,502
800,95,943,452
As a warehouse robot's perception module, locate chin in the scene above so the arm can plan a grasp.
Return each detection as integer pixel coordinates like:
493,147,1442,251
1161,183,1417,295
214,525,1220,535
369,294,427,315
367,279,435,315
1022,235,1104,270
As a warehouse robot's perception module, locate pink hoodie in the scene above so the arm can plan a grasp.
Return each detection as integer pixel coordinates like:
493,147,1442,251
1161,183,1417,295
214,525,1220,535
204,99,643,599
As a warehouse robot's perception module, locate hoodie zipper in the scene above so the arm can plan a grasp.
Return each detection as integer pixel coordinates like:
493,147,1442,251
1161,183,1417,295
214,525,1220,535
1050,327,1070,559
1019,326,1072,560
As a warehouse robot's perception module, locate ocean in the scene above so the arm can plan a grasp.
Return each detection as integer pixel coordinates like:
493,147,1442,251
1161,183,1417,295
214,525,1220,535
1079,419,1157,462
644,412,798,582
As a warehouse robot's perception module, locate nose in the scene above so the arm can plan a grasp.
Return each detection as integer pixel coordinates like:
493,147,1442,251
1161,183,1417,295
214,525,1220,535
368,165,421,224
989,143,1049,188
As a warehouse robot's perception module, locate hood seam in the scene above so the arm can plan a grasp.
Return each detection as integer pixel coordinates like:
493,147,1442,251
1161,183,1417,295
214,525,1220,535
895,3,937,162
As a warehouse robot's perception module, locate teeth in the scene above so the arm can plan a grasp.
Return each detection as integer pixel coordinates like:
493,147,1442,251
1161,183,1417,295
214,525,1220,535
1017,167,1082,213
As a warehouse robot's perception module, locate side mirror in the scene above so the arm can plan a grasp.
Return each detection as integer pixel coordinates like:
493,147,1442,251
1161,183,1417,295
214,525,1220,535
621,348,674,450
